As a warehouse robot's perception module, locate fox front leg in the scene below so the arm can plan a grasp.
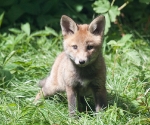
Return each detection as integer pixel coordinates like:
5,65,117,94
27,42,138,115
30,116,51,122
92,86,107,112
77,94,86,112
66,86,77,117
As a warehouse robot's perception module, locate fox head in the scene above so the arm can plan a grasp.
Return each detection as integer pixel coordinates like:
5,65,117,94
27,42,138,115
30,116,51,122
60,15,105,67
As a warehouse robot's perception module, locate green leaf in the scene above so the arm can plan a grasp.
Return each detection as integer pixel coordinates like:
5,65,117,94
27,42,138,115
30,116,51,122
119,34,132,43
125,50,141,66
45,27,58,36
107,40,117,46
21,23,30,36
107,40,125,47
9,28,22,34
0,12,4,27
108,6,120,22
30,27,58,37
30,30,51,37
104,13,111,34
3,51,16,66
93,0,110,13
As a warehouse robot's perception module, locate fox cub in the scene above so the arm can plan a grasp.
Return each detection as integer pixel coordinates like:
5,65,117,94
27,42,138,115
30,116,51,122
35,15,107,116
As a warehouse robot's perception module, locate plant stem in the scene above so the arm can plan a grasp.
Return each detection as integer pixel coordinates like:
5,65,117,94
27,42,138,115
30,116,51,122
111,0,116,6
118,1,129,11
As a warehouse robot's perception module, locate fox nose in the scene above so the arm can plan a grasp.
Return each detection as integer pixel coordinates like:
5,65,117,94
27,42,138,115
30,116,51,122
79,60,85,64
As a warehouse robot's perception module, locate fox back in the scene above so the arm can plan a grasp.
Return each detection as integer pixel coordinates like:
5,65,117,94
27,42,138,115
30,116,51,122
35,15,107,117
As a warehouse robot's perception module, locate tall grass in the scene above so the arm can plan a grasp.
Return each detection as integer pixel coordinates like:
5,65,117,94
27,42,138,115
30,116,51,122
0,24,150,124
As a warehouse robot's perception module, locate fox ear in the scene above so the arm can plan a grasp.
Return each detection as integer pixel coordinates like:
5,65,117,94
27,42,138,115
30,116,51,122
89,15,105,36
60,15,78,36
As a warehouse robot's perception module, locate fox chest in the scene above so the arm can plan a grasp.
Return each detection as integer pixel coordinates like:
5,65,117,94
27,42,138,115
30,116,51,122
64,76,92,87
63,64,98,88
63,70,95,95
76,79,93,96
78,78,91,87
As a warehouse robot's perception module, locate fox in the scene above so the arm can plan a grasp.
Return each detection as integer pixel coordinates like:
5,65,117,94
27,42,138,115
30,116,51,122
34,15,107,117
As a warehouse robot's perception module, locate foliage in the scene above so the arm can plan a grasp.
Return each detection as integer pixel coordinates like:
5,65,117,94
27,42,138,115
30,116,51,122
0,0,150,38
93,0,150,36
0,0,93,31
93,0,120,34
0,0,150,124
0,23,61,87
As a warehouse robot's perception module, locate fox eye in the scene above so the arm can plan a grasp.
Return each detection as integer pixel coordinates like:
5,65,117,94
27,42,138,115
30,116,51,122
87,45,94,50
72,45,78,49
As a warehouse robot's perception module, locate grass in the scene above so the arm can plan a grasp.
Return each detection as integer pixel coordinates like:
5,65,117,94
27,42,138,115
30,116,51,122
0,24,150,125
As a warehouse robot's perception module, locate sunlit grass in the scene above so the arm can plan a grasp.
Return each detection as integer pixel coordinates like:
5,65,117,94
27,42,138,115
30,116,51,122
0,25,150,124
